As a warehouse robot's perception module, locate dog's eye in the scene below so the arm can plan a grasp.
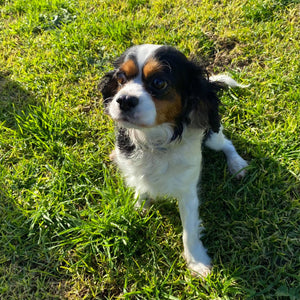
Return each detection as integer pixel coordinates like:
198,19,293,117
151,78,168,90
116,71,127,85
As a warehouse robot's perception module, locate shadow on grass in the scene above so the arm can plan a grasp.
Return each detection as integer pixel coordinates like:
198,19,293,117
0,71,39,128
0,73,69,298
153,136,299,298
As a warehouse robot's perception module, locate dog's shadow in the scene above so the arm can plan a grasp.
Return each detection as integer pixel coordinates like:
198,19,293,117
0,71,38,128
151,137,299,293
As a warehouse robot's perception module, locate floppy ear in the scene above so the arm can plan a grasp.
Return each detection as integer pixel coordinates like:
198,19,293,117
98,49,132,107
187,64,221,132
98,70,118,107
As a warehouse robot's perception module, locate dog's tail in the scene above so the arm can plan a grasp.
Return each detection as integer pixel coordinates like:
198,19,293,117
209,74,249,88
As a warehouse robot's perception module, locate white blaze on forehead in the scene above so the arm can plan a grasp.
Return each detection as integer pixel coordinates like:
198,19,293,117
126,44,162,71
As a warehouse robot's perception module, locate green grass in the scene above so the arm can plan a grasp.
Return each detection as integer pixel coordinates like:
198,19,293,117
0,0,299,298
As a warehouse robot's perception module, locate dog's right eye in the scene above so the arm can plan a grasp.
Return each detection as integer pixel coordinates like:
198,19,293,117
116,71,127,85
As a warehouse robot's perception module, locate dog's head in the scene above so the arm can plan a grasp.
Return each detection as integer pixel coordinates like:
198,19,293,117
99,44,221,138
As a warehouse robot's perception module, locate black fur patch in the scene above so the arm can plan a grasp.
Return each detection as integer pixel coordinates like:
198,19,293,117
153,46,222,135
98,70,118,108
117,127,136,157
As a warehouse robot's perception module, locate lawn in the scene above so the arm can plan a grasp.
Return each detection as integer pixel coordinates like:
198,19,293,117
0,0,299,299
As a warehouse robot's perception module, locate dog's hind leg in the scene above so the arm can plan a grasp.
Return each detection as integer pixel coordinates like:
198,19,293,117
205,127,248,179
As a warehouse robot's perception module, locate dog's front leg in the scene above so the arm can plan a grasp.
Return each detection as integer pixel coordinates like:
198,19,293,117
178,190,211,277
134,192,153,211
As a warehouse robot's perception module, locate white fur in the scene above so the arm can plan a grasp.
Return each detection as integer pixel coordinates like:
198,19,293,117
115,125,212,275
209,74,250,88
205,127,248,178
116,126,203,198
126,44,162,72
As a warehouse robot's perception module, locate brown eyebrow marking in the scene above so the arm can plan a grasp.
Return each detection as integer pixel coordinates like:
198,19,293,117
143,58,164,78
120,59,138,78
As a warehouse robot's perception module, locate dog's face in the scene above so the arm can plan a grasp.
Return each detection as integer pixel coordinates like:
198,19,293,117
99,44,221,135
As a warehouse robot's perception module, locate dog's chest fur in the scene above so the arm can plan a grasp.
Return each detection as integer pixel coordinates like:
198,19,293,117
114,126,205,198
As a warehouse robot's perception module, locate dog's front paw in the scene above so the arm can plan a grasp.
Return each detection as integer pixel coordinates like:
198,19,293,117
134,193,153,213
187,261,211,278
109,150,116,162
227,155,248,179
184,248,212,278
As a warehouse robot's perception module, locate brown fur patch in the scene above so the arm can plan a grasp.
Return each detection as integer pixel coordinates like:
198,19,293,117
143,59,163,79
120,59,138,78
154,91,182,125
143,59,182,125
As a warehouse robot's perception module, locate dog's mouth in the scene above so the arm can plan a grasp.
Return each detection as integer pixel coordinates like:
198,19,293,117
114,114,147,129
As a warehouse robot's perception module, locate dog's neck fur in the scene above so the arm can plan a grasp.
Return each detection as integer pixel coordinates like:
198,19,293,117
117,124,205,160
126,124,176,151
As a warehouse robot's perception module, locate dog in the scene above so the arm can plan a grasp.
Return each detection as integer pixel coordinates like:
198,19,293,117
99,44,248,277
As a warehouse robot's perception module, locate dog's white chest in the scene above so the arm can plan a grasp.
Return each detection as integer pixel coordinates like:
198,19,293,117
115,129,204,198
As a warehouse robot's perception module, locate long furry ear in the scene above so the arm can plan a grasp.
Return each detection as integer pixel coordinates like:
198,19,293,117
98,70,118,106
98,48,132,107
187,63,221,132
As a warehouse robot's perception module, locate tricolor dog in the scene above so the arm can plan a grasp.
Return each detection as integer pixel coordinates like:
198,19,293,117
99,44,248,277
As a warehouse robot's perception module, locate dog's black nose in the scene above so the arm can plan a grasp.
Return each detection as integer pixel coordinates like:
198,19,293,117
116,95,139,112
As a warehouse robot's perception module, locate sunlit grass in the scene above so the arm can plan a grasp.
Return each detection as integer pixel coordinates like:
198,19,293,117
0,0,299,298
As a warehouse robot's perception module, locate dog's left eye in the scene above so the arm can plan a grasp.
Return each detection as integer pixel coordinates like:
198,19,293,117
151,78,168,90
116,71,127,85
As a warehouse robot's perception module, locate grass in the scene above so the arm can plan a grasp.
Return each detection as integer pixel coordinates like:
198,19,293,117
0,0,299,298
